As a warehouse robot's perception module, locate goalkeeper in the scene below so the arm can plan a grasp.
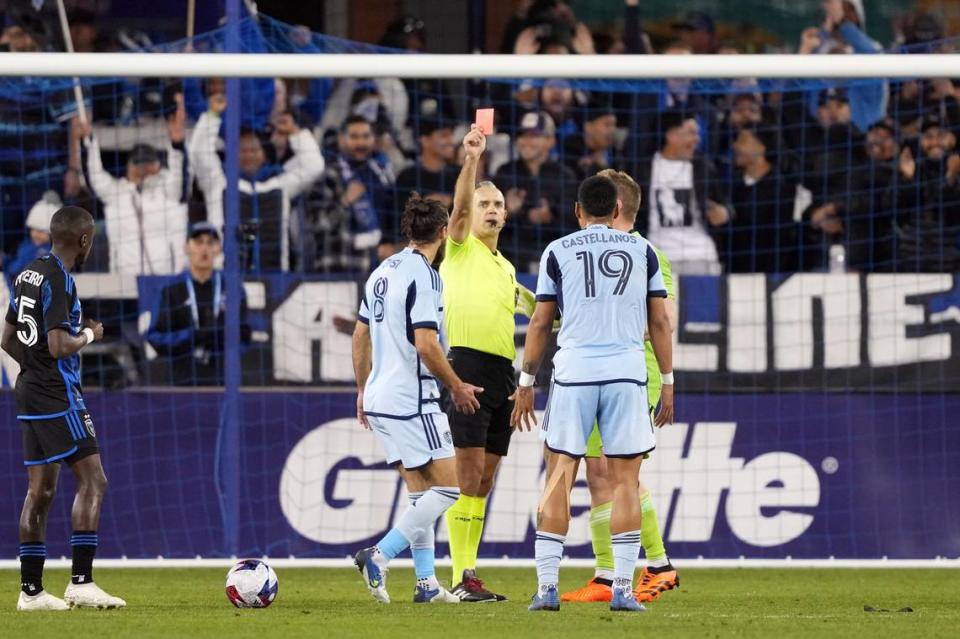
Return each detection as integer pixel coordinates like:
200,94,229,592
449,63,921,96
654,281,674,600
561,169,679,604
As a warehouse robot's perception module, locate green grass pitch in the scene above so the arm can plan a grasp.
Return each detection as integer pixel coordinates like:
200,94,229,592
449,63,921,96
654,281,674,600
2,567,957,638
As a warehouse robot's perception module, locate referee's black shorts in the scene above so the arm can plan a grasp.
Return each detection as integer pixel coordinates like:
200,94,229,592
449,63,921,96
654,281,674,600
443,347,516,457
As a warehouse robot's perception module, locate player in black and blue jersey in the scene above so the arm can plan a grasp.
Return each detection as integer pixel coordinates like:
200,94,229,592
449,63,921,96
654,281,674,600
2,206,125,611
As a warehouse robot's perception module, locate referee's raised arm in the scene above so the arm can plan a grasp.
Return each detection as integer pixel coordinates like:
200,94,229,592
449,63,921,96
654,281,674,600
448,124,486,244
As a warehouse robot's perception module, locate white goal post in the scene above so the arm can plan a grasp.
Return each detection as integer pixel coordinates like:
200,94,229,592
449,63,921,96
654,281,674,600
0,52,957,79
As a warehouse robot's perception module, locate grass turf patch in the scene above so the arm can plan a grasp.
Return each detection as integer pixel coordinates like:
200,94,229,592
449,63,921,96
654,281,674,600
2,567,957,638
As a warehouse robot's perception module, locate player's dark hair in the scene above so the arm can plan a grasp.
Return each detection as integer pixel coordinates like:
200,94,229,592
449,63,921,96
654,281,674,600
577,175,618,219
401,193,449,244
49,206,94,243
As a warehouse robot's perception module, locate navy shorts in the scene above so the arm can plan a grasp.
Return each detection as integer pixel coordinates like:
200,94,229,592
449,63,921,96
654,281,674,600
20,409,99,467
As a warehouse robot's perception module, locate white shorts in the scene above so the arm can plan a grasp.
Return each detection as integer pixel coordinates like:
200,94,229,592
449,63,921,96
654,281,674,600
541,381,655,458
367,410,455,470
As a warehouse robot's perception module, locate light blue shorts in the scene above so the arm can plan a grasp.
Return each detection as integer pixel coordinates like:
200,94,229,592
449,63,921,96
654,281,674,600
367,410,455,470
540,381,654,458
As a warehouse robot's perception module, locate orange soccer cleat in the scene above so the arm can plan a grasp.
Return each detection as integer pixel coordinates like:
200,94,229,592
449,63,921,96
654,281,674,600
633,566,680,602
560,577,613,602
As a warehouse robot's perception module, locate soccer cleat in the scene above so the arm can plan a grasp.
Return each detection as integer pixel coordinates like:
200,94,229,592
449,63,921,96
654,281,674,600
528,585,560,612
610,587,646,612
63,582,126,609
450,569,504,602
354,547,390,604
17,590,70,612
413,584,460,604
633,565,680,602
560,577,613,602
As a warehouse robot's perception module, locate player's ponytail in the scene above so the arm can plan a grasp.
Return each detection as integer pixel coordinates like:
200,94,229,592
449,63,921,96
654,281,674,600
400,192,449,244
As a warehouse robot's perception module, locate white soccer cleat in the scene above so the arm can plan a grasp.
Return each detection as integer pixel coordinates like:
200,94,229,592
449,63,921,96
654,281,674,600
63,582,126,609
413,584,460,604
17,590,71,611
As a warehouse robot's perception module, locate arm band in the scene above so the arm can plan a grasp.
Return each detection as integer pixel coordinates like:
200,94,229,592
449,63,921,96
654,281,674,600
519,371,536,388
661,371,674,385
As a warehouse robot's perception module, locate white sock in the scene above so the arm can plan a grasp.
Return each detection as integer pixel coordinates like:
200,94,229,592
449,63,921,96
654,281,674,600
594,568,614,581
612,530,641,588
647,556,670,569
395,487,460,541
417,575,441,590
535,531,565,590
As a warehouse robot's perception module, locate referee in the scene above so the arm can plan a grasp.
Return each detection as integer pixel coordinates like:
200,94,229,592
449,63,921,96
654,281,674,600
440,125,534,602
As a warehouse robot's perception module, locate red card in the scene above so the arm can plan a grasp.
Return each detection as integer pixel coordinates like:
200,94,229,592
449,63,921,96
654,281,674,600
475,108,494,135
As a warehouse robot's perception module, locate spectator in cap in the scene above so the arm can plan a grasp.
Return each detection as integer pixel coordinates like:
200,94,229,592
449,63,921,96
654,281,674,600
563,103,621,179
190,92,324,272
4,192,59,289
672,10,716,55
494,110,578,267
728,127,800,273
76,93,188,275
635,109,730,275
799,0,886,133
395,119,458,210
145,222,251,386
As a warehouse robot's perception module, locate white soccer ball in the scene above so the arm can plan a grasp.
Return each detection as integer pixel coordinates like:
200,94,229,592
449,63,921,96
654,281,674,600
224,559,279,608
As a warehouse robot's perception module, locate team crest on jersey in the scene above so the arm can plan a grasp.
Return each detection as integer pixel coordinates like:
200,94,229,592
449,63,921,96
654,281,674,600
83,414,96,438
443,430,453,445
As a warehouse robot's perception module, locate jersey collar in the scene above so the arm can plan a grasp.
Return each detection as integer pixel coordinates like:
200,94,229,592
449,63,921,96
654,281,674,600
586,223,612,230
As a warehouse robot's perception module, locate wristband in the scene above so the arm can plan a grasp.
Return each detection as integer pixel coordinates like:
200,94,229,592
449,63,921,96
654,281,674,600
518,371,536,388
81,327,95,345
661,371,674,385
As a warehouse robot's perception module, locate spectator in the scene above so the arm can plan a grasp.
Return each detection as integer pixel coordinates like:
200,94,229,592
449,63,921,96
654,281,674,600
728,127,799,272
895,114,960,272
494,111,578,265
4,192,57,286
622,0,654,55
189,92,324,272
563,103,620,179
78,94,187,275
671,11,717,55
502,0,595,56
67,9,103,53
395,119,458,210
844,120,900,270
145,222,251,386
306,115,395,271
799,0,887,132
636,110,730,275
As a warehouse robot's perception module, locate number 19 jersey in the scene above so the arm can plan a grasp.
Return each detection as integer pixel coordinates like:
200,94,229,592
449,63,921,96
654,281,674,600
358,247,444,418
535,224,667,385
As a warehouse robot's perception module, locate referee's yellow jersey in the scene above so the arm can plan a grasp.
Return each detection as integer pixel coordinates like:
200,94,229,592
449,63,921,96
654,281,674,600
439,233,517,361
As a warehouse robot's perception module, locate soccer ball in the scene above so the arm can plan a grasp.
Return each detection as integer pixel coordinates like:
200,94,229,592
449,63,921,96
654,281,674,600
224,559,279,608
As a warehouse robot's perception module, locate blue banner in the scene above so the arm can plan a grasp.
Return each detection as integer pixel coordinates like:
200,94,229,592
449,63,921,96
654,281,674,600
2,391,958,560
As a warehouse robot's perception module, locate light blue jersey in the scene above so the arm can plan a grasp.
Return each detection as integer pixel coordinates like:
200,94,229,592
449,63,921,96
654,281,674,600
359,247,444,419
535,223,667,385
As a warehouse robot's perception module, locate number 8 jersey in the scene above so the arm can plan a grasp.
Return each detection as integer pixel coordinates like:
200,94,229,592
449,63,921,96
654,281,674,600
535,224,667,385
358,247,444,419
5,254,85,417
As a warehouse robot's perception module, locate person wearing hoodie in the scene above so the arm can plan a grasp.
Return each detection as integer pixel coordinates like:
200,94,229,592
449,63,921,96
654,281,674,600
4,193,58,288
189,92,324,272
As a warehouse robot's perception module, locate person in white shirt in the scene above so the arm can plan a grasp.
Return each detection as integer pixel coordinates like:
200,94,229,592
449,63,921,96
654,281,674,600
638,110,731,275
76,96,188,276
189,92,324,272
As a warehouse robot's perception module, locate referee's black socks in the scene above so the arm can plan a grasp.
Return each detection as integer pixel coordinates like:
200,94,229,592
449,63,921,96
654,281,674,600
70,531,98,584
19,542,45,595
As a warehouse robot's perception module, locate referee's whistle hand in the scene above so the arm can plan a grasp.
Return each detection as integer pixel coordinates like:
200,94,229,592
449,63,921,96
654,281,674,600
451,383,483,414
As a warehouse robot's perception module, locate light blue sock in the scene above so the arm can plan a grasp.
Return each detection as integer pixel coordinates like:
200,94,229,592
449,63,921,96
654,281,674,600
375,528,410,560
534,531,565,590
408,492,436,580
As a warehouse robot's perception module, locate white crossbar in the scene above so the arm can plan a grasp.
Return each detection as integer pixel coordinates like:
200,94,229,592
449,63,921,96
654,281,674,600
0,52,957,79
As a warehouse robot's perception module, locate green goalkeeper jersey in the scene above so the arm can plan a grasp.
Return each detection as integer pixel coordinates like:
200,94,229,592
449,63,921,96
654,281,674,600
640,236,674,406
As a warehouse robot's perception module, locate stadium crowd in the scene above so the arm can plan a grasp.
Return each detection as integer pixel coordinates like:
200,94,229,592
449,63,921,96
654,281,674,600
0,0,958,284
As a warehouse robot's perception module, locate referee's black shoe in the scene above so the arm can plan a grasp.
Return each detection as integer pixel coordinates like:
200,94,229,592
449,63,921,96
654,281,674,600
451,569,507,602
